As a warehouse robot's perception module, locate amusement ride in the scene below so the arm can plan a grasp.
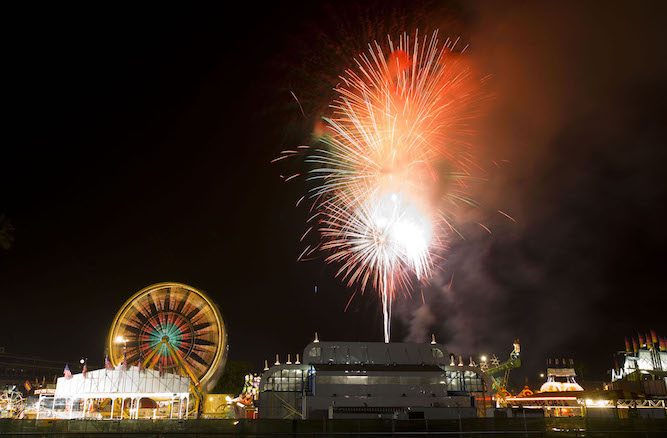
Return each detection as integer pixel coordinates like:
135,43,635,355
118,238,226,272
480,339,522,403
107,282,228,415
0,387,24,419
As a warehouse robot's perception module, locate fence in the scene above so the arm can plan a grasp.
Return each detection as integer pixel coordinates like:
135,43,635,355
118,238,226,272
1,417,666,437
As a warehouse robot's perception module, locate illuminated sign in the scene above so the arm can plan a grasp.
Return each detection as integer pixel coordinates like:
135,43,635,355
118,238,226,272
35,388,56,395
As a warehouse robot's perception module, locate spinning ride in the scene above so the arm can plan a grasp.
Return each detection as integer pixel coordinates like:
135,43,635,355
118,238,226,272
108,282,228,393
480,339,521,404
0,387,24,418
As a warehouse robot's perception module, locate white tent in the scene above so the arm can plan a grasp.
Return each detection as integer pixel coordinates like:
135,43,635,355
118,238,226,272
38,366,192,420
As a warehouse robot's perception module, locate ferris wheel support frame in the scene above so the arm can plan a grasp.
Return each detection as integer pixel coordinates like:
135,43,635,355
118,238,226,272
133,337,203,415
138,338,200,386
164,340,204,415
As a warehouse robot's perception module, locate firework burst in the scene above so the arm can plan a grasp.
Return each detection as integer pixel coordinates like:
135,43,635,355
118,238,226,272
279,30,486,342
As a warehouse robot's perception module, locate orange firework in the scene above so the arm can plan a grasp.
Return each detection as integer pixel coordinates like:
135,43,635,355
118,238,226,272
280,31,486,342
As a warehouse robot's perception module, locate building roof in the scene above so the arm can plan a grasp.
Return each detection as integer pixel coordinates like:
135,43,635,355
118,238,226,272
302,342,449,366
312,363,444,372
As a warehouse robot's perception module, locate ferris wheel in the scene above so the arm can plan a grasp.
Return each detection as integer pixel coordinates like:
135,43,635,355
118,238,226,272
0,387,24,418
108,282,228,392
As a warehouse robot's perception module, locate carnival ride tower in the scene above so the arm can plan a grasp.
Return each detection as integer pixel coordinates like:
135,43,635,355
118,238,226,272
480,339,521,395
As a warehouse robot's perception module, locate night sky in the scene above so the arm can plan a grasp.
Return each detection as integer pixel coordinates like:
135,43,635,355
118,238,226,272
2,1,666,387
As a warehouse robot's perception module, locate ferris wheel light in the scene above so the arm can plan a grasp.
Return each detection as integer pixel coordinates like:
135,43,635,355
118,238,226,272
115,336,127,344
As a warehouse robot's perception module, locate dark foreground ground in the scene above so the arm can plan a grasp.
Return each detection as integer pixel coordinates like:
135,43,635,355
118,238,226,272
1,417,666,437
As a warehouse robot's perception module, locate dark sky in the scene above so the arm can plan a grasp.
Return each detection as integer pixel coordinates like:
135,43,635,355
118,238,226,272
2,1,666,388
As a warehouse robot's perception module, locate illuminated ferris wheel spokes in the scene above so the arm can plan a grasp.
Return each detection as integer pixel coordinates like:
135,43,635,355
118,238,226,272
109,283,228,391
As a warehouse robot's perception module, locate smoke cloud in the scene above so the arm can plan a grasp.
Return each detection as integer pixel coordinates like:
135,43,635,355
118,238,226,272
396,0,667,383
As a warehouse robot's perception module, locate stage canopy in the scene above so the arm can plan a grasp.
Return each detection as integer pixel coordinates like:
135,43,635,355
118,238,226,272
55,367,190,399
38,366,193,420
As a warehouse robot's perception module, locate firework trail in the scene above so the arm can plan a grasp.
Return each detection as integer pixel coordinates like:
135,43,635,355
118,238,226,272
280,31,485,342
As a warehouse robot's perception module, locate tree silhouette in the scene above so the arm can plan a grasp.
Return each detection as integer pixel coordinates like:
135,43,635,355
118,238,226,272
0,214,14,250
212,361,254,395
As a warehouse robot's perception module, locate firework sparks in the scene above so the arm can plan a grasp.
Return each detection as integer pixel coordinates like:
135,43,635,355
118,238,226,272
287,31,485,342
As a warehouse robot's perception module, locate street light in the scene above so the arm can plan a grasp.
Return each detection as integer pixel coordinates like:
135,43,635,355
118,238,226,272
540,373,545,378
115,336,128,355
481,356,487,362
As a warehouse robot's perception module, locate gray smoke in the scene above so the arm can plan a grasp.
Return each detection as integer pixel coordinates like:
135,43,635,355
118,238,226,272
396,0,667,382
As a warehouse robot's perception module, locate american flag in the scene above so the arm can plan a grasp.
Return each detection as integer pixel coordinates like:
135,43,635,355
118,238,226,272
158,359,163,377
121,352,127,371
64,364,73,380
82,361,88,378
137,353,143,373
105,354,114,371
